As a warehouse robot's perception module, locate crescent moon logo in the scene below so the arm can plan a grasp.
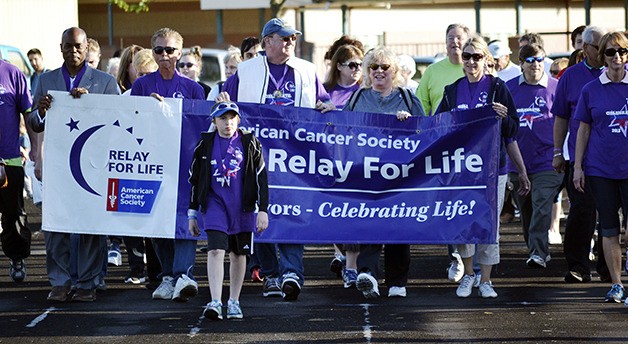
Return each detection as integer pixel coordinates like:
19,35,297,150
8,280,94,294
69,124,105,196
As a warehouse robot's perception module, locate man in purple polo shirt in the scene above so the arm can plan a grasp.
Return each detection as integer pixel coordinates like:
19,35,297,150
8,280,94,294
551,26,607,283
131,27,205,303
0,59,33,283
506,43,563,268
218,18,334,301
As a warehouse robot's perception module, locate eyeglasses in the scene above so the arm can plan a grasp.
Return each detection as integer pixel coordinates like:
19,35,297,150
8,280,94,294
178,62,195,68
369,63,391,71
277,35,297,43
524,56,545,63
342,62,363,70
153,46,177,55
461,52,484,61
604,48,628,57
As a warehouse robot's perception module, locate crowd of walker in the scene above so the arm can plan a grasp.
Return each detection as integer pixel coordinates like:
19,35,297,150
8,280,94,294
0,17,627,321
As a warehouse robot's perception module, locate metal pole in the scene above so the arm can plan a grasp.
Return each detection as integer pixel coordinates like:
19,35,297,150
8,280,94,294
475,0,481,34
515,0,522,36
108,2,113,46
584,0,591,25
216,10,224,45
625,0,628,30
341,5,348,35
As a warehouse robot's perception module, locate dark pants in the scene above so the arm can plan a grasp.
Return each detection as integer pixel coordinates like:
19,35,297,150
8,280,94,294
563,163,598,275
357,244,410,287
0,165,31,260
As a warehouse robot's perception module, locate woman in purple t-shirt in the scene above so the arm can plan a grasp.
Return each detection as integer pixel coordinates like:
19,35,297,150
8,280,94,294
573,32,628,304
324,44,363,108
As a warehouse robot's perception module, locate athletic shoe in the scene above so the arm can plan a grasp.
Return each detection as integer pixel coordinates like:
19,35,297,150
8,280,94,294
447,254,464,282
330,255,345,278
262,277,281,297
456,274,475,298
107,243,122,267
9,259,26,282
388,286,407,298
227,299,243,319
356,273,379,299
124,274,147,285
564,270,591,283
152,276,174,300
203,300,223,320
548,231,562,245
342,268,358,288
281,273,301,301
604,283,625,303
478,281,498,298
251,267,263,283
473,273,482,288
172,274,198,302
526,255,547,268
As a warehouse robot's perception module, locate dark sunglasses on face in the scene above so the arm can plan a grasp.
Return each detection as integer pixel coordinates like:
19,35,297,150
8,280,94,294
461,52,484,61
178,62,195,68
369,63,391,71
278,35,297,43
524,56,545,63
342,62,363,70
604,48,628,57
153,46,177,55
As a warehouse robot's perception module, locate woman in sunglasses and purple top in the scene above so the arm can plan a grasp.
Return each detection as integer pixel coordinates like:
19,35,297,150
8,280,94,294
436,37,518,299
178,46,212,98
324,44,363,108
572,32,628,305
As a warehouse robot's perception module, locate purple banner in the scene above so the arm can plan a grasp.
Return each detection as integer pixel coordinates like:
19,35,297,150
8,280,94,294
176,100,500,244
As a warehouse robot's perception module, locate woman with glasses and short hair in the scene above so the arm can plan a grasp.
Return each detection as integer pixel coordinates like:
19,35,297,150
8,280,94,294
573,31,628,305
436,37,518,299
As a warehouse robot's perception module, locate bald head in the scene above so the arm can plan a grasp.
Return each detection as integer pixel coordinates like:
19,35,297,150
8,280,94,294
60,27,88,72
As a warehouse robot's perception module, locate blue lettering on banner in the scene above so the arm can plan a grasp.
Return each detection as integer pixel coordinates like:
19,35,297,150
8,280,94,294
176,100,500,244
107,178,161,214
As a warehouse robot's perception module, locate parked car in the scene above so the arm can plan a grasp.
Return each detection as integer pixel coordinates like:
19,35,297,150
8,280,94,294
412,54,446,82
188,48,228,87
0,44,34,87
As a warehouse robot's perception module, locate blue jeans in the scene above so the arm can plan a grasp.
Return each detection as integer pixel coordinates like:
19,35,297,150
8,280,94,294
151,238,196,282
258,243,304,286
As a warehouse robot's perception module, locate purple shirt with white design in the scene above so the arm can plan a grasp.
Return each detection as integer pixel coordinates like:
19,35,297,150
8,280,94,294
0,60,32,159
454,75,492,110
573,72,628,179
131,70,205,100
506,74,558,174
550,60,603,159
200,132,255,234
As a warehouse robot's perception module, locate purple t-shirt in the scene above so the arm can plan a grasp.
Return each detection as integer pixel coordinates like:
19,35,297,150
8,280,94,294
506,75,558,174
131,70,205,100
573,74,628,179
200,132,254,234
222,59,330,105
550,60,603,159
454,75,492,110
326,83,359,108
0,61,32,159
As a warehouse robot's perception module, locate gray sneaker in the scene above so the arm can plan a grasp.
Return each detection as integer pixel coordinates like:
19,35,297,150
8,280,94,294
152,276,174,300
263,277,281,297
204,300,223,320
356,273,379,299
172,274,198,302
227,299,243,319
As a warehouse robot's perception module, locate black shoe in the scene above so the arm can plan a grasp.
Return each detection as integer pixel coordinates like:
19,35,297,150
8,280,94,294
281,274,301,301
565,270,591,283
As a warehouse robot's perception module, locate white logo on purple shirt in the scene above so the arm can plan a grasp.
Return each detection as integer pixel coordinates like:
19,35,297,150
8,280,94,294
607,99,628,138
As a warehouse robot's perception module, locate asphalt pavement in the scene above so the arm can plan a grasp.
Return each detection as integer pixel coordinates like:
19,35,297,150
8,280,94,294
0,200,627,344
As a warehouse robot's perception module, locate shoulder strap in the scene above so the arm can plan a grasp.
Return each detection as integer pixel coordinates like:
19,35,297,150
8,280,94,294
398,87,413,112
345,88,365,111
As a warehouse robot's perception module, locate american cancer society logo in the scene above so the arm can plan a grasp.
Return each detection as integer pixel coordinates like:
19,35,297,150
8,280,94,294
66,116,163,214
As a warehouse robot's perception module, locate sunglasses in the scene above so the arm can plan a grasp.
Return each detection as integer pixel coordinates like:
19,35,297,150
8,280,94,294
524,56,545,63
369,63,391,71
277,35,297,43
153,46,177,55
342,62,363,70
604,48,628,57
178,62,195,68
461,52,484,61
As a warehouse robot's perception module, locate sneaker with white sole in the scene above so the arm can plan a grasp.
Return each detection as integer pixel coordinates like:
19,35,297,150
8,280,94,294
388,286,406,297
9,259,26,282
280,273,301,301
526,254,547,268
107,243,122,267
356,273,380,299
605,283,625,303
448,254,464,282
263,277,282,297
203,300,223,320
473,273,482,288
172,274,198,302
342,268,358,288
152,276,174,300
227,299,243,319
456,274,475,298
478,281,498,298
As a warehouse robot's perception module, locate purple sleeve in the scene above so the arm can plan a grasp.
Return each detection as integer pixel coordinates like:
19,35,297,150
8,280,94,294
16,69,32,112
314,76,331,102
550,75,570,119
192,83,205,100
221,72,239,102
572,86,592,124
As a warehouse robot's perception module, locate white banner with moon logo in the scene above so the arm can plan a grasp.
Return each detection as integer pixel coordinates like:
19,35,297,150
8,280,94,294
42,91,182,238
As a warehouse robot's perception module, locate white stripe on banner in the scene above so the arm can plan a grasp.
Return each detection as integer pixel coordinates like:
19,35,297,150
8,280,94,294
269,185,487,194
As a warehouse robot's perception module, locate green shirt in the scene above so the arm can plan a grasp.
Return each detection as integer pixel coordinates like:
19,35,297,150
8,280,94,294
416,58,464,116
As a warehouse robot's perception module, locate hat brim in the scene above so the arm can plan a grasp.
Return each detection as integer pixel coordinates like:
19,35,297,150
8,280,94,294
273,27,302,37
211,108,241,119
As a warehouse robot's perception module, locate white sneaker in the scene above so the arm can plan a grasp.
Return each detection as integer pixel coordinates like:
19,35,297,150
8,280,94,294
356,273,380,299
478,281,498,298
526,255,547,268
448,254,464,282
456,274,475,298
548,231,562,245
107,248,122,267
172,274,198,302
473,273,482,288
152,276,174,300
388,286,407,297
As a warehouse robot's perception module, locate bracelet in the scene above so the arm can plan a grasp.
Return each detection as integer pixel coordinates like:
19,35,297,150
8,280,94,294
553,152,563,157
553,148,563,153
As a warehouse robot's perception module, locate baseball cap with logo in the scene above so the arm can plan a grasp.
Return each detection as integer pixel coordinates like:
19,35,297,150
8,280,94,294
210,101,241,119
261,18,302,38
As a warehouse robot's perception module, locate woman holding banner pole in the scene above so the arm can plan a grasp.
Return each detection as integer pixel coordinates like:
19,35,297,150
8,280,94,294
435,37,518,298
343,47,425,299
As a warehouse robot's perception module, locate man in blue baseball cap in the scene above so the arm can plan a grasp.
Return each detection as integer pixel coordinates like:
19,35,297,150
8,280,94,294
218,17,335,301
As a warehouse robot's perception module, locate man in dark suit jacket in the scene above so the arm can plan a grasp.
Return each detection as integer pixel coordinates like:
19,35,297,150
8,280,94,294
27,27,120,303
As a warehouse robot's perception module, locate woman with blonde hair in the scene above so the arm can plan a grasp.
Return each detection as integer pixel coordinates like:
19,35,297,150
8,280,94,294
179,45,211,98
117,44,143,93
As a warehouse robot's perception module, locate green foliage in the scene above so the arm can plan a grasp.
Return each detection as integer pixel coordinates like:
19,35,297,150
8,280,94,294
109,0,150,13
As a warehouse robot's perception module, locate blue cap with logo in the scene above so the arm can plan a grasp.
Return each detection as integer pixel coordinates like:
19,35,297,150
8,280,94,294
261,18,302,38
210,101,241,119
